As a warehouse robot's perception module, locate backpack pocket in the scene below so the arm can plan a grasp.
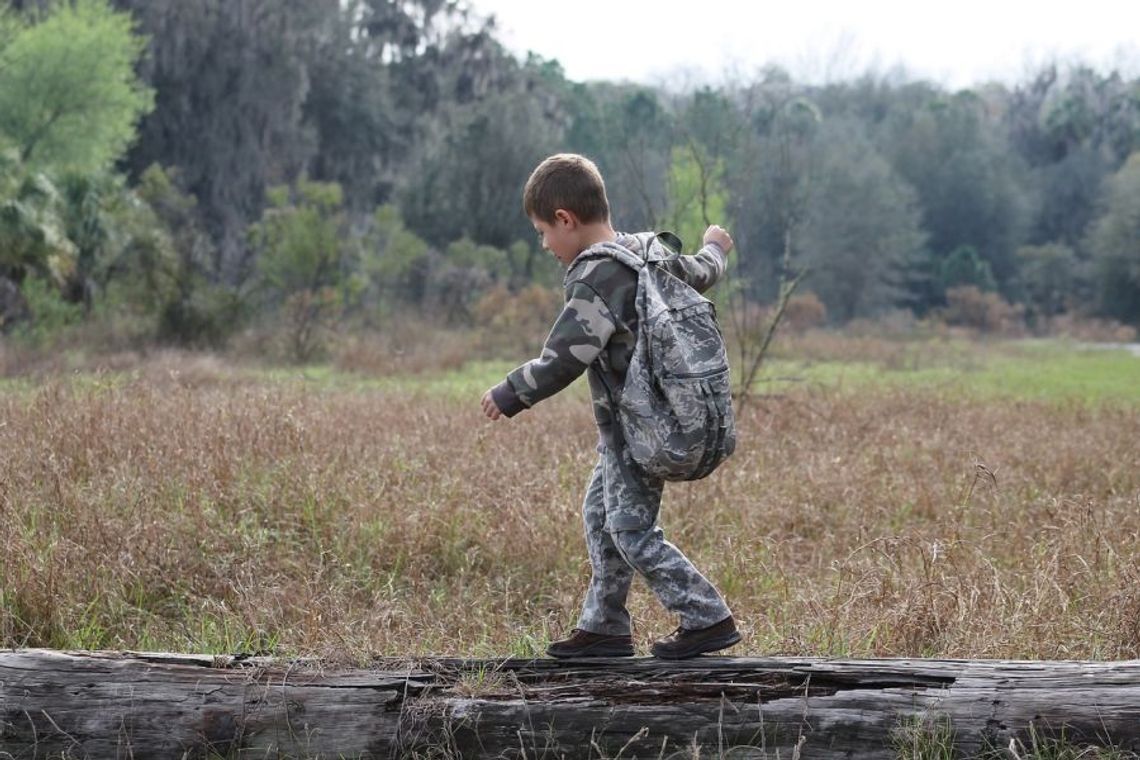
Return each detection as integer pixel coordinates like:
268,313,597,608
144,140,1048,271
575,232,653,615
622,367,735,481
653,301,729,379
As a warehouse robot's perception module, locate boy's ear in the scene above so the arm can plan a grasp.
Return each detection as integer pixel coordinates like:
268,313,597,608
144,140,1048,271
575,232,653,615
553,209,579,227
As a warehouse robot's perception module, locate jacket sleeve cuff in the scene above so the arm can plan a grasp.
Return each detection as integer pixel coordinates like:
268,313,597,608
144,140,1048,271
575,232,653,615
491,379,527,418
702,241,727,263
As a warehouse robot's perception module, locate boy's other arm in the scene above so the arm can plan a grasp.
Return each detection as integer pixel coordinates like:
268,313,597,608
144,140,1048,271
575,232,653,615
665,225,735,293
481,389,503,420
483,281,617,419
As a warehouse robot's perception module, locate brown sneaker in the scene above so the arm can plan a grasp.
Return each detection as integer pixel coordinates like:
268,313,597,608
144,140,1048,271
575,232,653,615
650,616,741,659
546,629,634,658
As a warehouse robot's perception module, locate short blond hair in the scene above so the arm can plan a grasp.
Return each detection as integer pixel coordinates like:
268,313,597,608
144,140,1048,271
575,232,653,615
522,153,610,224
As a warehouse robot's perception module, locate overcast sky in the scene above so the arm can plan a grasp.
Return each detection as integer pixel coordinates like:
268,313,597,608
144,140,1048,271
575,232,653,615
467,0,1140,89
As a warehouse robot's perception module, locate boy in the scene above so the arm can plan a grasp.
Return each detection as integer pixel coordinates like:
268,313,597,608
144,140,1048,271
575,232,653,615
480,153,740,659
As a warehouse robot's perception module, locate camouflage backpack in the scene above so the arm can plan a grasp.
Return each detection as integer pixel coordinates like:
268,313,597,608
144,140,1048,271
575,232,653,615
583,232,736,481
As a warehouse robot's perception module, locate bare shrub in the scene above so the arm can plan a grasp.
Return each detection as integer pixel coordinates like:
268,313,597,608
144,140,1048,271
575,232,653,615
1045,313,1138,343
773,329,905,367
472,283,561,354
332,322,478,375
939,286,1025,335
781,291,828,332
772,328,978,373
846,309,921,338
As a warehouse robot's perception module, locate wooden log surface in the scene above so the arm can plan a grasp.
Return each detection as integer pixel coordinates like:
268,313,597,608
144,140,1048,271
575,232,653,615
3,650,1140,758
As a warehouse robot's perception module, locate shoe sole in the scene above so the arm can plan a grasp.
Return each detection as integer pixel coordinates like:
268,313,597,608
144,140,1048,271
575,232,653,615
650,630,742,660
546,643,635,659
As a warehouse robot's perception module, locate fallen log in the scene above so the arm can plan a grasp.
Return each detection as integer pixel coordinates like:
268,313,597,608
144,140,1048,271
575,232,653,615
3,650,1140,758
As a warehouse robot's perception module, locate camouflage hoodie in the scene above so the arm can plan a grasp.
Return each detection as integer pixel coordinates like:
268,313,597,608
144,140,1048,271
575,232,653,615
490,232,727,443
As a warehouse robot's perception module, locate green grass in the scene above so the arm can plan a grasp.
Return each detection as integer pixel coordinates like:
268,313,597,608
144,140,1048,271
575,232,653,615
150,358,526,398
756,340,1140,405
5,338,1135,406
248,339,1140,405
366,359,526,397
0,374,41,395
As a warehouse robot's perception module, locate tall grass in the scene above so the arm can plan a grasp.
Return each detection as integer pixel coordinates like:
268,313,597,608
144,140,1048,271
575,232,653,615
1,341,1139,660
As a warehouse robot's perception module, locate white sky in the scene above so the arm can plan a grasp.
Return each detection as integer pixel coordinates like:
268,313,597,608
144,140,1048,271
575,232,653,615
468,0,1140,89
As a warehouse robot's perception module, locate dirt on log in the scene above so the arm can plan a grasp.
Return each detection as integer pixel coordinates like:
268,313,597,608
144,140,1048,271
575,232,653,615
3,650,1140,758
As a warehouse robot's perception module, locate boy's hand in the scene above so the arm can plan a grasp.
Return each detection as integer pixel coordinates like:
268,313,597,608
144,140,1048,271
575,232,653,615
481,389,503,420
703,225,734,255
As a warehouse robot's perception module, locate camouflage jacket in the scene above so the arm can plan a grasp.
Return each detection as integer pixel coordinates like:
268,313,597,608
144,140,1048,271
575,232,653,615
490,232,727,442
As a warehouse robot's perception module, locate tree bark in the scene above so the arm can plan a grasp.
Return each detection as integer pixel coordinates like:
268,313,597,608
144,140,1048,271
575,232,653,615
3,650,1140,758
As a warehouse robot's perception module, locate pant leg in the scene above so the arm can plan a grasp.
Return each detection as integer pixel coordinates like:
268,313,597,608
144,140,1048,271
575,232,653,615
604,445,732,631
575,456,636,635
611,527,732,630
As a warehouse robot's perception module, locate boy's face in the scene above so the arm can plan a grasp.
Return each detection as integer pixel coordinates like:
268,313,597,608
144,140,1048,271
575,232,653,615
532,210,582,266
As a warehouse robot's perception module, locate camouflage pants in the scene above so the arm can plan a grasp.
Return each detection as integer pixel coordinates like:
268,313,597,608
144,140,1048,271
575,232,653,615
576,444,732,636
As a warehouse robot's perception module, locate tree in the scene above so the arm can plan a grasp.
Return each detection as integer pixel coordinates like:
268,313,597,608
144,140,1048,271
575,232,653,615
358,0,508,115
1015,243,1083,322
663,87,743,251
663,144,728,254
423,237,505,324
1037,66,1139,167
727,70,821,302
1088,153,1140,324
115,0,330,285
302,5,400,213
359,203,431,311
798,121,927,322
1028,147,1109,248
0,155,183,338
307,0,518,214
0,152,75,294
0,0,153,173
250,179,353,361
398,89,559,249
722,71,818,404
937,246,997,294
128,165,244,347
881,89,1031,304
582,86,674,232
55,172,114,311
1005,65,1140,250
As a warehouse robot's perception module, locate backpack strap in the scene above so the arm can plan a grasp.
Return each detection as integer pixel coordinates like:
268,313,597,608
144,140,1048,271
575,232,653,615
568,231,684,277
565,231,683,459
564,241,638,450
570,241,645,273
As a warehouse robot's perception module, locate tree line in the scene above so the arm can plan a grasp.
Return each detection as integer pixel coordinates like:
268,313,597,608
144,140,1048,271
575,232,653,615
1,0,1138,357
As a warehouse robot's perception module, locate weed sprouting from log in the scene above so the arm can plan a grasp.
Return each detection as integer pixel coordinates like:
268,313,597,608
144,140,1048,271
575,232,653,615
448,660,512,698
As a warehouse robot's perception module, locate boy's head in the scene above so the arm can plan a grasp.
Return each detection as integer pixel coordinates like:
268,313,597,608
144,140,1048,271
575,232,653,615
523,153,610,225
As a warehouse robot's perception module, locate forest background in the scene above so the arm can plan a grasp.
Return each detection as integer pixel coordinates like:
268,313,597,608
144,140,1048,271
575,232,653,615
1,0,1138,366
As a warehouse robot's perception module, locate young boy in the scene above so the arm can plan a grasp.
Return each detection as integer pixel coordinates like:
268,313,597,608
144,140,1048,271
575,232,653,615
480,153,740,659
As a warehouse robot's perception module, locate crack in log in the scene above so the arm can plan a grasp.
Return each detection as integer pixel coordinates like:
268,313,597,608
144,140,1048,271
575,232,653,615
412,659,955,709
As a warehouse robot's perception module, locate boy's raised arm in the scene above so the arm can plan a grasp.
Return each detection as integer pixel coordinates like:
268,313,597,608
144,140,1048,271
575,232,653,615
482,281,617,420
662,225,735,293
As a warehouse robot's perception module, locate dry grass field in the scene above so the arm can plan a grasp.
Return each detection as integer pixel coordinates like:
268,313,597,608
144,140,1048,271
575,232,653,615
2,335,1139,661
